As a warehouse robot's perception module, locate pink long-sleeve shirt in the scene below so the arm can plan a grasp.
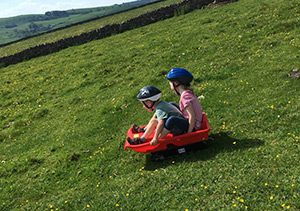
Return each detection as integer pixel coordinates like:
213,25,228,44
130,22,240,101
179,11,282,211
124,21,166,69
179,90,203,130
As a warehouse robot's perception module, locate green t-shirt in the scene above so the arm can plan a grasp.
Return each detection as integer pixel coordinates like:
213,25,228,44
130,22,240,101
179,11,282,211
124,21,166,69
155,101,183,121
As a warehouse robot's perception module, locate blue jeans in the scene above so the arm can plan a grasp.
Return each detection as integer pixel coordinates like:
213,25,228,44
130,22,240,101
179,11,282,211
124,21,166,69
164,116,189,136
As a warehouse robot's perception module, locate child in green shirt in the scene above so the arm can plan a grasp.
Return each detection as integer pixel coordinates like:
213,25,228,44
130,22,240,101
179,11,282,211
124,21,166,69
129,86,188,146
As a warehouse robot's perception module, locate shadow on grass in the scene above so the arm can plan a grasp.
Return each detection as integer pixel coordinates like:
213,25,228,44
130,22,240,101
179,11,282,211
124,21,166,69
144,132,264,171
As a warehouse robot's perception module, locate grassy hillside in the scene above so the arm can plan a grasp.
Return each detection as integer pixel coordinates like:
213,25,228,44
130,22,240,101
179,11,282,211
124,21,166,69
0,0,181,58
0,0,159,45
0,0,299,210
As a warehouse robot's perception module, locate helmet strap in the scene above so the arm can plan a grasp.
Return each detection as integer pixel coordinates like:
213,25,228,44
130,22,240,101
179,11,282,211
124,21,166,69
173,82,181,96
142,101,156,111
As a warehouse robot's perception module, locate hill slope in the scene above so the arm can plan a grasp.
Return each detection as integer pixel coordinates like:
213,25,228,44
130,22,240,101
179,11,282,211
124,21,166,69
0,0,159,45
0,0,299,210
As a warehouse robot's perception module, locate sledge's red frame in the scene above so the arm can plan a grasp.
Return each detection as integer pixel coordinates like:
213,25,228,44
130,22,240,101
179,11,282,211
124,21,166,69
124,112,211,153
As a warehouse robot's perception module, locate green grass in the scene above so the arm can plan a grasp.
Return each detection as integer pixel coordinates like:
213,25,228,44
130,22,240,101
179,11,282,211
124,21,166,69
0,0,160,45
0,0,181,58
0,0,300,210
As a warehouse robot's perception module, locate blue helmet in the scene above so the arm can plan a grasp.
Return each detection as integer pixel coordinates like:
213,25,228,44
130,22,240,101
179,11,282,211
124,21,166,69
166,68,193,85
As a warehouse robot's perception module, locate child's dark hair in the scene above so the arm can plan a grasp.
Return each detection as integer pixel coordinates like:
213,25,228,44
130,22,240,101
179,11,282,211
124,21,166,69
181,83,194,94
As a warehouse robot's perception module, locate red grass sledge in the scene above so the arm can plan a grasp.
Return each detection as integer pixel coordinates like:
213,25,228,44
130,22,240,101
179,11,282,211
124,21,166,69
124,112,211,153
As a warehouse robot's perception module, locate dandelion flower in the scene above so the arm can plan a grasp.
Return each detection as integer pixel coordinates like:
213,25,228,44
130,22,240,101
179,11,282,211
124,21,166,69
198,95,205,100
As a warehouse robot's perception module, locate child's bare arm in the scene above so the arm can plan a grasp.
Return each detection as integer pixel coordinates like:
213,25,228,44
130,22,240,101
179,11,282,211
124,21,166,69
185,105,195,133
150,119,164,145
141,113,158,139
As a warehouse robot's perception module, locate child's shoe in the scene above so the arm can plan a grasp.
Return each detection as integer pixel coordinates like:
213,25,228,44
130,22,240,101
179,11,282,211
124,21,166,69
127,137,135,145
137,137,146,144
127,137,146,145
132,124,146,133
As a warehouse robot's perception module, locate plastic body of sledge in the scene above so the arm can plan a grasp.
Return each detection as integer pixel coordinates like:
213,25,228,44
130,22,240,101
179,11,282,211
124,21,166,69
124,112,211,154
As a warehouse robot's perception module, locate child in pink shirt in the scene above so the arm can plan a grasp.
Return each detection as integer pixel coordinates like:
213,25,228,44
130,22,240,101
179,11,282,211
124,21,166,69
167,68,203,132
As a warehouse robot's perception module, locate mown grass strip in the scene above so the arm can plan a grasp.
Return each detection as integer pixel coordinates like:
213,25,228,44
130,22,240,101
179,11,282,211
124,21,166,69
0,0,182,58
0,0,164,47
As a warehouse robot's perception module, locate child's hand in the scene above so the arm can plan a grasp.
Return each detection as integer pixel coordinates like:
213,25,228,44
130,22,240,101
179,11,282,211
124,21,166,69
150,138,158,146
